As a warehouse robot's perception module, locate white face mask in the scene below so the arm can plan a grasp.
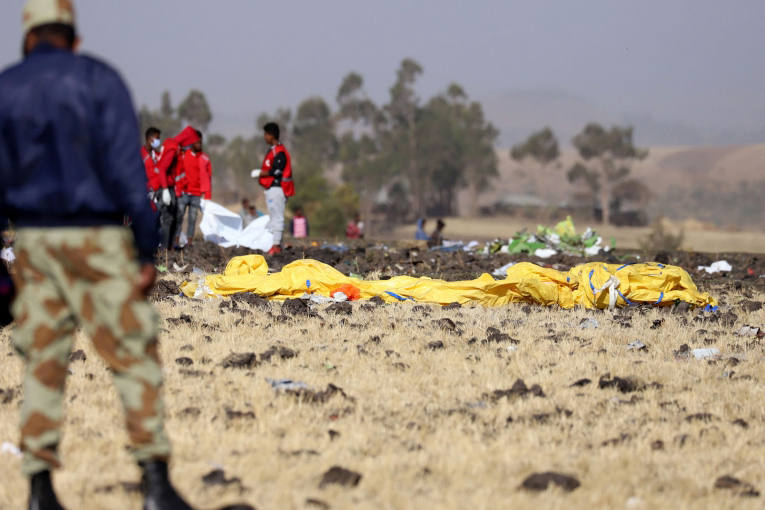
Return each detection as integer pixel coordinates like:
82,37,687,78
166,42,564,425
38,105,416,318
150,138,161,150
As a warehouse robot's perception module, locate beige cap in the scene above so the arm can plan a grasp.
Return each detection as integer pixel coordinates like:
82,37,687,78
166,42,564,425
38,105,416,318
22,0,76,35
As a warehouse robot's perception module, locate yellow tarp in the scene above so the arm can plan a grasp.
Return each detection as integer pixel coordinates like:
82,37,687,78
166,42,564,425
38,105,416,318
180,255,716,309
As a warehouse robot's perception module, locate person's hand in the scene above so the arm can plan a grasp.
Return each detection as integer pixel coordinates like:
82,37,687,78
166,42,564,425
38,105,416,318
250,169,260,178
137,263,157,297
162,189,172,206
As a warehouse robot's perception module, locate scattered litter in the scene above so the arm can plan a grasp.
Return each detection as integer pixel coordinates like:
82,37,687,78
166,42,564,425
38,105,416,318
331,284,361,301
692,348,720,360
626,340,647,351
698,261,732,274
580,318,599,329
734,325,762,337
534,248,557,259
484,216,606,258
266,378,311,392
172,262,188,273
493,262,516,277
1,442,22,458
301,293,346,304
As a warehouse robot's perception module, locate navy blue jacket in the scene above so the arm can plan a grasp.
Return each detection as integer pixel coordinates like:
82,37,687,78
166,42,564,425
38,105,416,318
0,44,158,263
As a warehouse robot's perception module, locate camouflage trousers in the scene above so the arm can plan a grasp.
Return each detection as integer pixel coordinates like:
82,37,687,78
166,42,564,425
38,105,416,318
11,227,170,475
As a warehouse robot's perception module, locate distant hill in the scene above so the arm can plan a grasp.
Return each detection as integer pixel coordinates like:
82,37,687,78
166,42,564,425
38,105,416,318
480,89,765,148
458,143,765,229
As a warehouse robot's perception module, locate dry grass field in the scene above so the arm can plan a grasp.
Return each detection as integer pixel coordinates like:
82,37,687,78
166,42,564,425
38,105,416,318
2,273,765,509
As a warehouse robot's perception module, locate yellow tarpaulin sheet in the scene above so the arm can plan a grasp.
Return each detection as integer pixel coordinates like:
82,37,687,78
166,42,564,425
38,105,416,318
180,255,716,309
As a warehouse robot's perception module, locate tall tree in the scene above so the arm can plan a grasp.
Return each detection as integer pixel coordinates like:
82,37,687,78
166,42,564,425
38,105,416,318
336,72,386,236
455,95,499,216
386,58,423,216
178,89,213,132
510,127,560,203
291,96,338,178
138,90,181,141
414,85,499,216
569,124,648,225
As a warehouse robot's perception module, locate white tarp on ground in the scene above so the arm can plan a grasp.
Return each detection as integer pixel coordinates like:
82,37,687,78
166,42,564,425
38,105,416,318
199,201,274,251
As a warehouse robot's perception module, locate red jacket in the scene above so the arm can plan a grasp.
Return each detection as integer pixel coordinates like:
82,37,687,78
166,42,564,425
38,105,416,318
173,150,188,197
141,146,160,191
258,143,294,197
154,126,200,190
200,152,212,199
179,150,207,197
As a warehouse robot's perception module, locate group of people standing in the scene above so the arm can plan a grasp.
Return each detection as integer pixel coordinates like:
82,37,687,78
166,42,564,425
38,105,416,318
141,126,212,250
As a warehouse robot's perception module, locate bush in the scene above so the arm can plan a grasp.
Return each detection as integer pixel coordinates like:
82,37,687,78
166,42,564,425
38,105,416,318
311,199,347,237
639,216,684,252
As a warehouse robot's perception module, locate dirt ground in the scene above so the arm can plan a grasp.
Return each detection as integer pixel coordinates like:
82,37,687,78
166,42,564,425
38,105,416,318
2,254,765,509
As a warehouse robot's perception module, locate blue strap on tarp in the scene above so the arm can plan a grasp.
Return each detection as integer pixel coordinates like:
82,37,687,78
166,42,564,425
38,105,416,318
385,291,412,301
654,292,664,305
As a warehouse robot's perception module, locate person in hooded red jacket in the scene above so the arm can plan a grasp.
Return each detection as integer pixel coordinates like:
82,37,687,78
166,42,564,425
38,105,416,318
154,126,199,249
175,131,210,245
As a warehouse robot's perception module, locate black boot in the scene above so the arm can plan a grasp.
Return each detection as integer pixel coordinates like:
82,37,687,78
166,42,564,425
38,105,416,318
29,471,66,510
141,461,193,510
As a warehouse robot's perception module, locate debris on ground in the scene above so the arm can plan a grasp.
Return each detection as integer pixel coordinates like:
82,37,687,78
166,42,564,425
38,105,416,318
484,216,605,257
319,467,362,489
486,379,546,401
692,348,720,360
519,472,581,492
221,352,258,369
698,260,732,274
598,375,645,393
714,475,760,497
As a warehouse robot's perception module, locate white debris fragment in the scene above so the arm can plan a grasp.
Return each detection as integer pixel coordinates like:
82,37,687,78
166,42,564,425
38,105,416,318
584,244,601,256
266,378,311,392
692,348,721,360
534,248,557,259
626,340,646,351
1,442,22,458
580,318,599,329
734,325,761,337
493,262,516,277
697,261,732,274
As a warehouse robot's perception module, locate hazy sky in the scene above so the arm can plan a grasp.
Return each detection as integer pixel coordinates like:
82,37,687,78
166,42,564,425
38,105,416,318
2,0,764,143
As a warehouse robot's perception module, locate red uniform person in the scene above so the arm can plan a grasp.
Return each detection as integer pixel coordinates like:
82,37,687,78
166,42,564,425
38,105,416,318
154,126,200,249
141,127,162,194
175,131,210,244
199,151,212,200
254,122,294,255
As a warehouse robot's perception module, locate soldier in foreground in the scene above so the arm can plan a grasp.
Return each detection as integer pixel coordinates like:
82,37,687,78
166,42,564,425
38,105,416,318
0,0,193,508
